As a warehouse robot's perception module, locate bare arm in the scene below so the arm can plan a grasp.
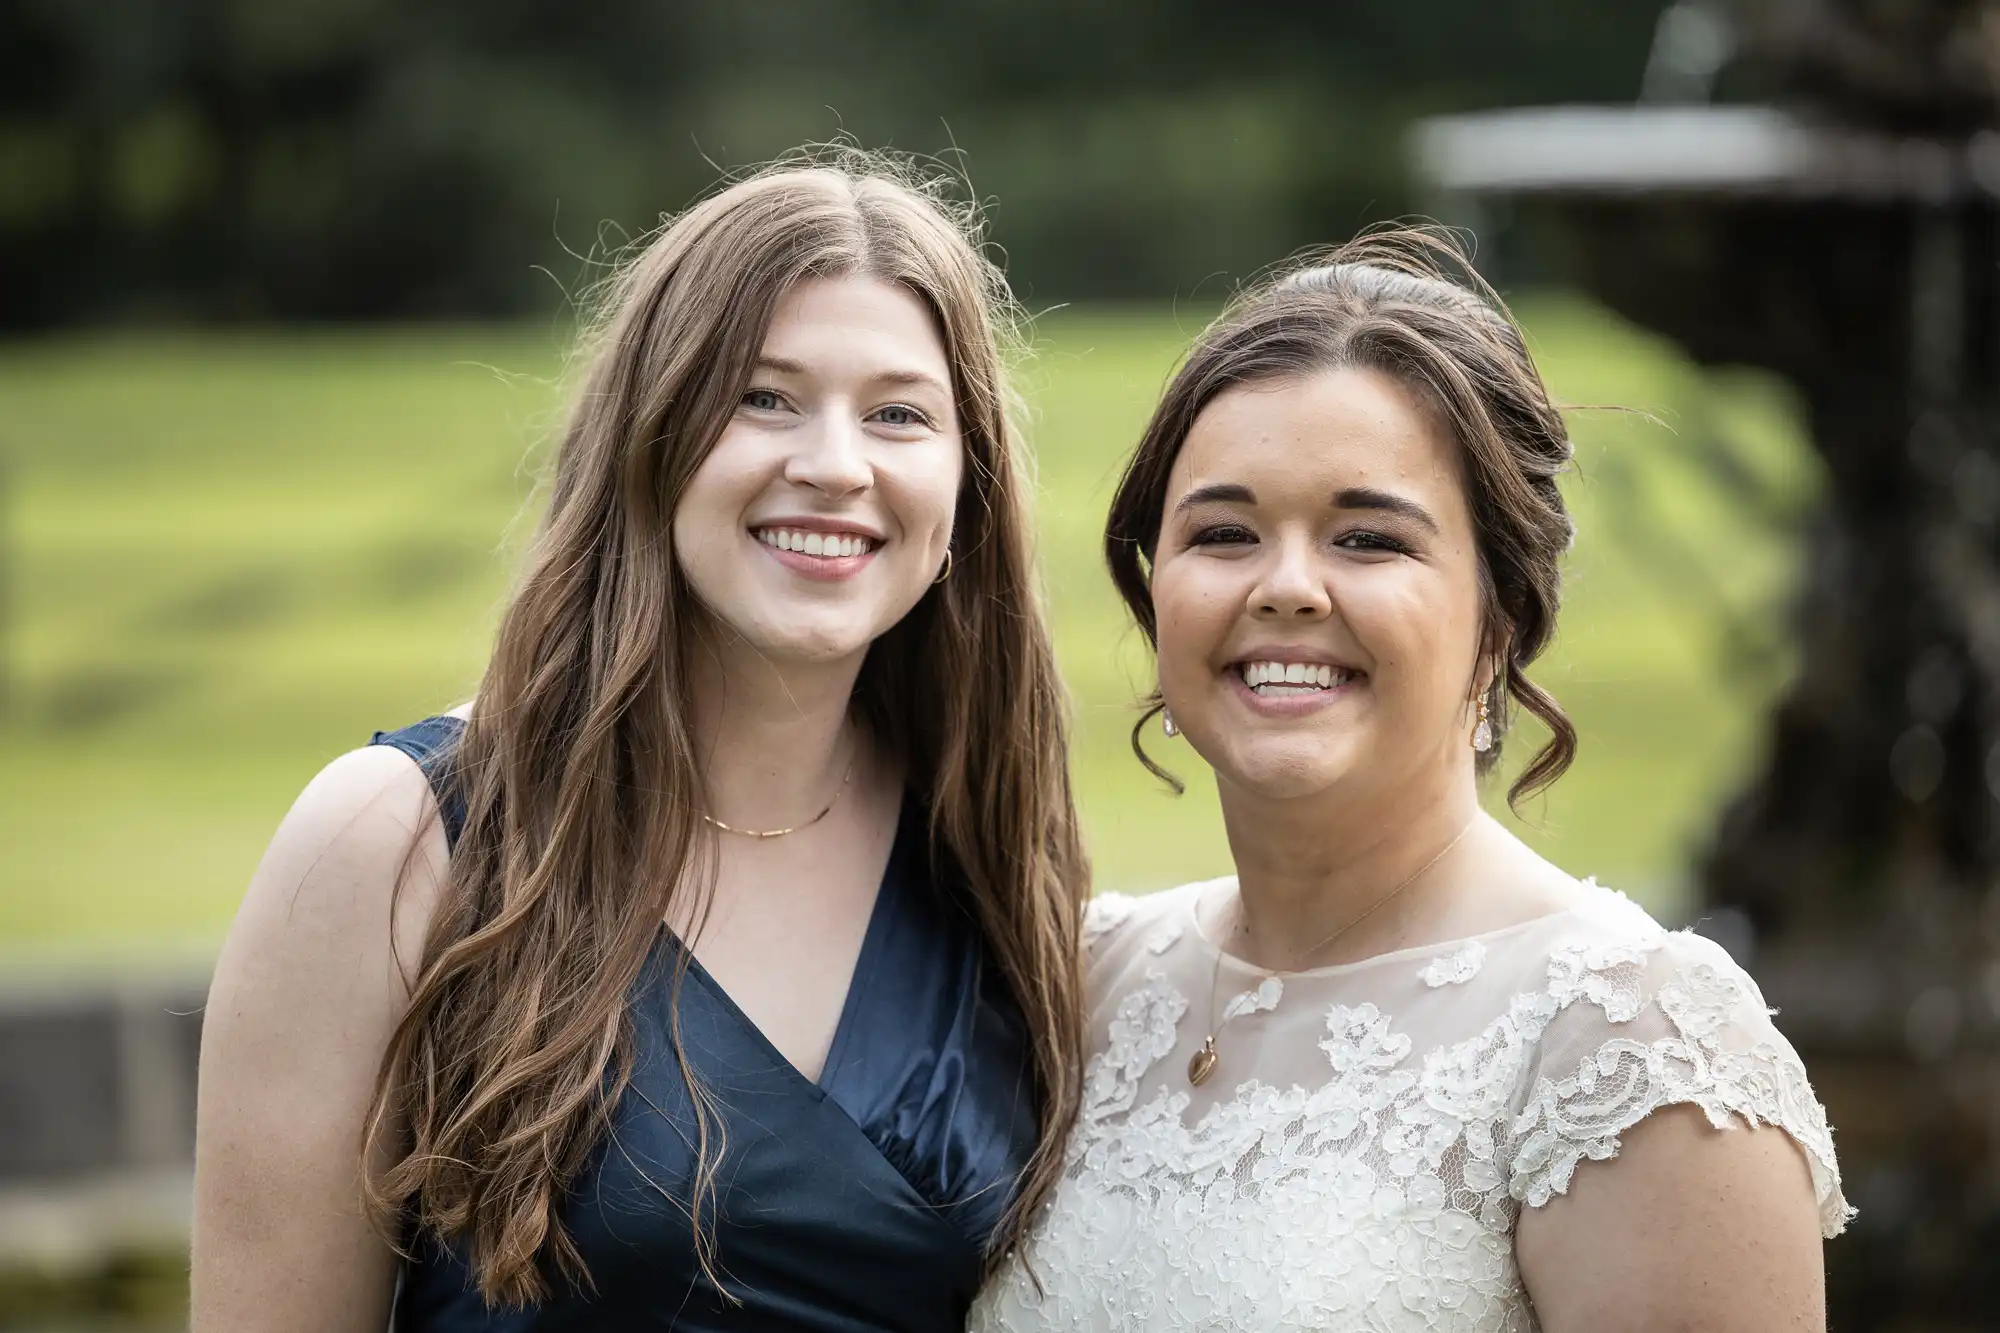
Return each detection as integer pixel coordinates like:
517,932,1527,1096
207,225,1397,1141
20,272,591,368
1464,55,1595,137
1515,1105,1828,1333
191,746,449,1333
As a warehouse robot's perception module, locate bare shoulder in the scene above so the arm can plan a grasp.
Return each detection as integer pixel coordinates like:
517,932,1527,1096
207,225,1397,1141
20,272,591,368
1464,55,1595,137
1516,1103,1828,1331
1510,886,1842,1330
192,745,455,1329
216,744,451,1012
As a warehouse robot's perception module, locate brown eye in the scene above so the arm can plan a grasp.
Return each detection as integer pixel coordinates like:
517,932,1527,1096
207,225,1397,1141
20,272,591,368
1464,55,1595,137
1337,530,1410,555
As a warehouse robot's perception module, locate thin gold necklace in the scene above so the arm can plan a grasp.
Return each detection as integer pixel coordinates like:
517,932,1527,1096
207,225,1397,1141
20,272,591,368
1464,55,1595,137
1187,820,1476,1087
700,755,855,840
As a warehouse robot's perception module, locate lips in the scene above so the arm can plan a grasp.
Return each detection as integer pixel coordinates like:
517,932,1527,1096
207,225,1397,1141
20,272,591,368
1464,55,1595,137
748,520,885,583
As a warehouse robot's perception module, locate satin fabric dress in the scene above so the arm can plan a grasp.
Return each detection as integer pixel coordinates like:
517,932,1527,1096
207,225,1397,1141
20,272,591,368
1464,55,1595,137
373,716,1039,1331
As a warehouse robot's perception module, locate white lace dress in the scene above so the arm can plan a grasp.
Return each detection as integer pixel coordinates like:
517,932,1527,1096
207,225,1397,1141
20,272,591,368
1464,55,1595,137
972,878,1852,1333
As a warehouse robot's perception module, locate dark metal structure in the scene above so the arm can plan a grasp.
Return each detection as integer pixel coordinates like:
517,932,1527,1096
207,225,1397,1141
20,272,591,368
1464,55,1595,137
0,964,204,1271
1418,2,2000,1324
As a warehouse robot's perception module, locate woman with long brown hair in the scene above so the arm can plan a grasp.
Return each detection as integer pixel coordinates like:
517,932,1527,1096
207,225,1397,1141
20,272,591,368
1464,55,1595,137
973,230,1848,1331
191,154,1087,1330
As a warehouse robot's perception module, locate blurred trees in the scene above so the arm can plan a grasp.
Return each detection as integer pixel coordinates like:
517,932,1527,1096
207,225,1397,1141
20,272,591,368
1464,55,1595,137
1,0,1669,329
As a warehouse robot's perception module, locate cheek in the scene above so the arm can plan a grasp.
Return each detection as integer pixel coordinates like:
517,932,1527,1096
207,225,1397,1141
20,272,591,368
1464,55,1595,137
884,439,965,537
676,431,760,528
670,436,761,579
1342,568,1482,700
1151,564,1235,678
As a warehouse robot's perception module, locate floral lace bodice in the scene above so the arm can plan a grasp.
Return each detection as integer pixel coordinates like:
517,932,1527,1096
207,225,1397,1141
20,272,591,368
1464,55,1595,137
972,879,1851,1332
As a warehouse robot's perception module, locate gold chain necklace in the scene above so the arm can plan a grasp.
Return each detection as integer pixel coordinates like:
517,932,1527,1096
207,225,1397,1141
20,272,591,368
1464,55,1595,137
1187,820,1476,1087
701,756,855,840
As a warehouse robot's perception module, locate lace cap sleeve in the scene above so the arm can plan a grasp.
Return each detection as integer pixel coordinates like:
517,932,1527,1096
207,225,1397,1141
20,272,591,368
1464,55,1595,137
1508,927,1853,1239
1083,891,1140,958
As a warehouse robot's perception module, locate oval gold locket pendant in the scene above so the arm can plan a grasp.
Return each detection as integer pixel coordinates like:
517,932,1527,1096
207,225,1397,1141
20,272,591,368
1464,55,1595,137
1187,1037,1218,1087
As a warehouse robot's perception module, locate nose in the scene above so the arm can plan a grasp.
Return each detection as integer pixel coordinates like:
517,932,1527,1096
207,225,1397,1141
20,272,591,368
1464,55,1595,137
783,409,873,500
1250,533,1331,620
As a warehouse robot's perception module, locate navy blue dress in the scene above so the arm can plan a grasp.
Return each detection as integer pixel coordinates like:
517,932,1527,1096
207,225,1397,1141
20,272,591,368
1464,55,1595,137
372,717,1039,1331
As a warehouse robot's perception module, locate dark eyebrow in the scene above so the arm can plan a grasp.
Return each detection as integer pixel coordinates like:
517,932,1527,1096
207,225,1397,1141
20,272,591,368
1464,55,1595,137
1333,486,1439,533
1173,483,1257,513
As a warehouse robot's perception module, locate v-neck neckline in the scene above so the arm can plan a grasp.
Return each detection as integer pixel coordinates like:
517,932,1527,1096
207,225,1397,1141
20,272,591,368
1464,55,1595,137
670,799,912,1098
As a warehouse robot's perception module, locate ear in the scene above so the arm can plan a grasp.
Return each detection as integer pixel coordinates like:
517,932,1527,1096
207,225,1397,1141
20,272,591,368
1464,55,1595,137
1472,621,1512,709
1472,640,1512,716
1478,654,1501,700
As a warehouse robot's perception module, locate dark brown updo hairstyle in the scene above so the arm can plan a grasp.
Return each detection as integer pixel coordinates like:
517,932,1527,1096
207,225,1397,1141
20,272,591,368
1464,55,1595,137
1103,225,1578,807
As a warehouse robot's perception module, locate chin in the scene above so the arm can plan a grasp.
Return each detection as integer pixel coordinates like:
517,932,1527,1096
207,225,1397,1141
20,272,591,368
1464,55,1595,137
1211,736,1363,802
698,595,865,663
760,623,877,664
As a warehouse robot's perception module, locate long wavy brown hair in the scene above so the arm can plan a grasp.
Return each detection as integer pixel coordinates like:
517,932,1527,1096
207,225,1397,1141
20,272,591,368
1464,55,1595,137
1104,226,1579,807
361,153,1088,1307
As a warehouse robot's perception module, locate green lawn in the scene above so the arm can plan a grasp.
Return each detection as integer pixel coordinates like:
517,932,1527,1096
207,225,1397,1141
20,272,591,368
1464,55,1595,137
0,299,1815,949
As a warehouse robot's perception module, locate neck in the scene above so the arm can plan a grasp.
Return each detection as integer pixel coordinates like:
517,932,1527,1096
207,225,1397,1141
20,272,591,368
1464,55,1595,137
1217,759,1484,971
687,627,868,833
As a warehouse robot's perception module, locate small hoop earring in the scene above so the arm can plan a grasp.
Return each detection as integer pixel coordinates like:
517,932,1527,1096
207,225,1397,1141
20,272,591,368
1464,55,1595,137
1162,708,1178,738
934,548,953,584
1471,695,1493,753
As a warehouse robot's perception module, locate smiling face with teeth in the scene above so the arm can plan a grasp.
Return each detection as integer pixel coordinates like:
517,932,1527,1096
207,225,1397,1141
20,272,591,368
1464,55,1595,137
672,275,963,668
1149,365,1491,806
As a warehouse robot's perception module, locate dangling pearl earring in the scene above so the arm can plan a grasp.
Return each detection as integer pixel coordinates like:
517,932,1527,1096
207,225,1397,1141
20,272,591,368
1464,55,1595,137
1162,708,1178,737
1471,695,1493,753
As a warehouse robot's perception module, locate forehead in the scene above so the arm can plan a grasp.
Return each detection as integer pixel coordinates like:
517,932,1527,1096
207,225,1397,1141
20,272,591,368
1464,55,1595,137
1173,366,1464,503
760,275,949,375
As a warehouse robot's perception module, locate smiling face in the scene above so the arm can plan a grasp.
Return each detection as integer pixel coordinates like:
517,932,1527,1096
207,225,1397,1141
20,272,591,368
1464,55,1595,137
672,274,964,669
1150,365,1490,805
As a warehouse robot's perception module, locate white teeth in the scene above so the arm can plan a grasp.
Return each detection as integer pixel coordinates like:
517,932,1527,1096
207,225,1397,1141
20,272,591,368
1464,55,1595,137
1239,660,1350,694
755,528,874,558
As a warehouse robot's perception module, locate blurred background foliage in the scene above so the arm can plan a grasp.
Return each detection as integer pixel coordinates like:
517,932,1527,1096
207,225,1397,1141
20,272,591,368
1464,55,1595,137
0,0,1825,957
0,304,1815,949
2,0,1666,327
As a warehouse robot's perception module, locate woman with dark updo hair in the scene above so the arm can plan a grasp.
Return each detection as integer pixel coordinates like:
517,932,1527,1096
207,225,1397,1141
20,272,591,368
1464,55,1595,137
974,230,1850,1332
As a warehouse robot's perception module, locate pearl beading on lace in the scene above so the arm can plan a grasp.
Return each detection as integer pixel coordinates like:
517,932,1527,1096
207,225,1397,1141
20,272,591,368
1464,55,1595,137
972,886,1852,1333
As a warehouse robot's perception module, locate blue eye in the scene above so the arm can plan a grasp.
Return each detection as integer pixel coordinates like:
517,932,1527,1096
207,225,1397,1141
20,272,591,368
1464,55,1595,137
872,404,929,429
742,388,785,412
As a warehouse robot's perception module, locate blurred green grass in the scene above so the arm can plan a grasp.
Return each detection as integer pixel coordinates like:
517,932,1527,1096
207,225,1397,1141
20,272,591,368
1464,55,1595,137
0,299,1815,946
